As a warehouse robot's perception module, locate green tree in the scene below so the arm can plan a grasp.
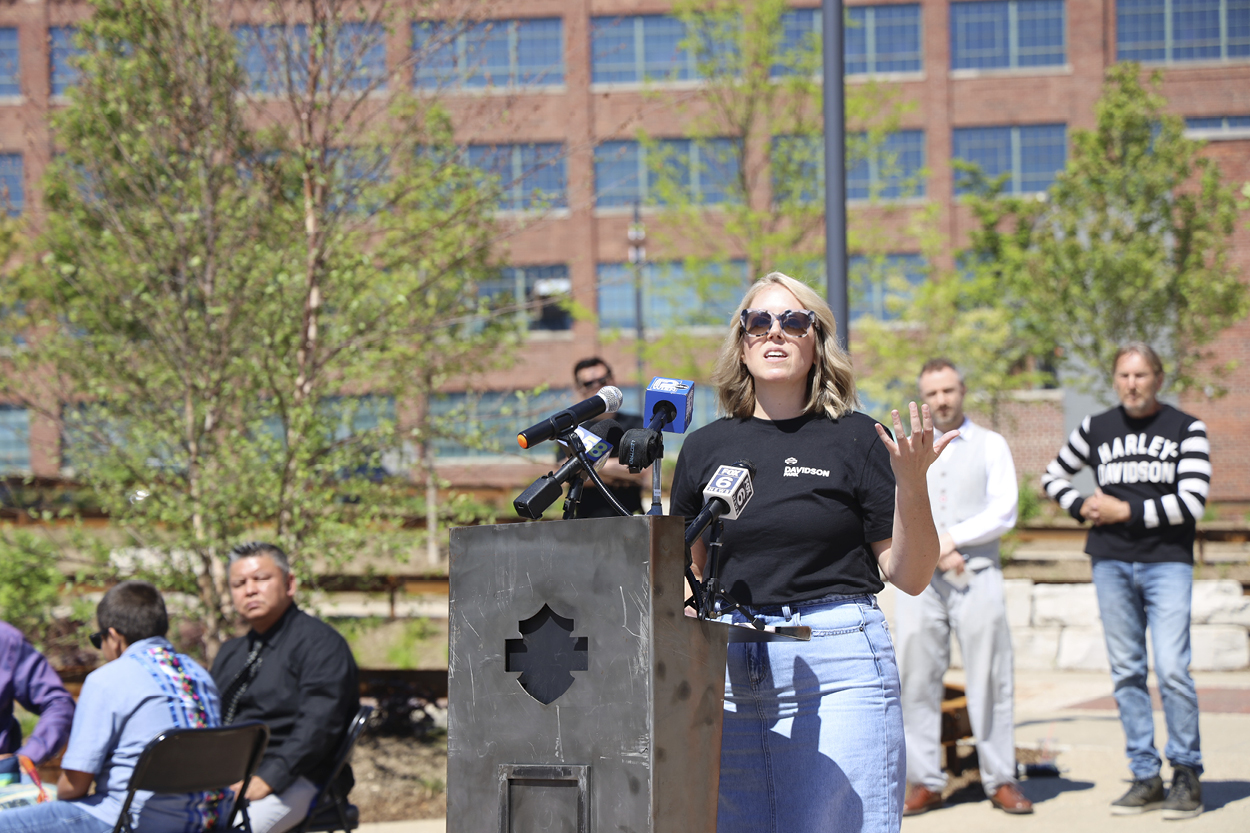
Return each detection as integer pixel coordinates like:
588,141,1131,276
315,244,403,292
968,63,1245,395
606,0,915,380
0,0,509,657
855,63,1246,423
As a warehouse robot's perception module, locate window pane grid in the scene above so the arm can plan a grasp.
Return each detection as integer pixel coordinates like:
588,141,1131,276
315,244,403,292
0,405,29,472
849,253,927,321
480,264,572,331
413,19,563,88
0,29,18,96
874,5,925,70
1118,0,1250,61
590,15,695,83
468,143,566,211
50,26,80,96
430,388,573,459
336,22,387,91
0,154,23,215
953,124,1066,194
847,130,927,200
951,0,1065,69
594,139,738,207
596,261,744,330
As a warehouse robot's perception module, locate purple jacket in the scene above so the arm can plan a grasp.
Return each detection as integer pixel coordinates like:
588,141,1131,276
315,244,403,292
0,621,75,764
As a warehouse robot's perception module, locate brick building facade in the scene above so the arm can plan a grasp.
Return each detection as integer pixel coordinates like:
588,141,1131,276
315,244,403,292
1,0,1248,506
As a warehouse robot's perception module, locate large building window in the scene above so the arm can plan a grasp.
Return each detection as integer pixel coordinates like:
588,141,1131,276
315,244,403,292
594,139,739,207
776,6,922,76
429,387,574,459
467,143,566,211
413,18,563,89
479,264,572,331
1118,0,1250,62
0,29,18,96
236,23,386,94
335,22,387,91
951,0,1066,69
0,154,22,215
50,27,80,96
0,405,30,473
590,15,696,83
849,254,927,321
596,260,745,330
1185,114,1250,136
953,124,1067,194
848,130,926,200
772,131,925,203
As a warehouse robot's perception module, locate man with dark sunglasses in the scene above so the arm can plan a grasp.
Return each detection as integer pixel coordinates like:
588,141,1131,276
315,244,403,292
0,582,221,833
563,358,649,517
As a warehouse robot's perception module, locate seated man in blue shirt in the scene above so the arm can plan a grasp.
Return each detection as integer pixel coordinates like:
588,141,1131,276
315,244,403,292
0,581,223,833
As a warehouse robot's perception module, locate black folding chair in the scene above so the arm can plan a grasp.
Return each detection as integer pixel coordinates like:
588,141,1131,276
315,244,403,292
297,705,373,833
111,720,269,833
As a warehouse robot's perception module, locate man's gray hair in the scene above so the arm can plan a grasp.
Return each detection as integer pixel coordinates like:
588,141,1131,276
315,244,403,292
1112,342,1164,377
228,541,290,576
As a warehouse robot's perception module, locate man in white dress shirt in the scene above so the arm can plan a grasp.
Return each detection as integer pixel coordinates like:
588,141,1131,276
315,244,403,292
897,359,1032,816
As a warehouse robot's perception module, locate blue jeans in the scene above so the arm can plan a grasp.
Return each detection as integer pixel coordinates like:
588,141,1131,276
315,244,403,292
0,801,112,833
716,594,904,833
1092,558,1202,779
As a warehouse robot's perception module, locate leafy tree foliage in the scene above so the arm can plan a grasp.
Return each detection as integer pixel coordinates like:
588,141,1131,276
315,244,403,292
0,0,509,657
609,0,915,380
856,63,1246,423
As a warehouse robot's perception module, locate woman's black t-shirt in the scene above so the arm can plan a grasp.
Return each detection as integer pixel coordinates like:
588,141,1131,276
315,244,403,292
670,411,896,606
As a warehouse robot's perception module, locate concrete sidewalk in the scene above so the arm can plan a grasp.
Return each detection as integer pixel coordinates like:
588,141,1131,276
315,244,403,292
359,669,1250,833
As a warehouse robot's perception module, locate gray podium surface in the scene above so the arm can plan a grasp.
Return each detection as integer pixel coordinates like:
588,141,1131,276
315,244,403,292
448,516,727,833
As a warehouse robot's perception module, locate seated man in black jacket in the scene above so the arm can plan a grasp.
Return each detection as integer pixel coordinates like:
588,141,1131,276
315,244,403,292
212,542,359,833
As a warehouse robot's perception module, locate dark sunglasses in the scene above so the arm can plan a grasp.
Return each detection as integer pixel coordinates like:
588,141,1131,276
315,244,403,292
577,374,612,390
89,629,107,650
740,308,817,338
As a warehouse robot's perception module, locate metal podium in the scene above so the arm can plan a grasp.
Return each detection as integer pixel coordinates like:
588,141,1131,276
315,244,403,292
447,515,728,833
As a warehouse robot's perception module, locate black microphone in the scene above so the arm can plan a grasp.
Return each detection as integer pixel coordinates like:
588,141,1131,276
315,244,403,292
516,386,623,450
684,460,756,547
514,420,625,520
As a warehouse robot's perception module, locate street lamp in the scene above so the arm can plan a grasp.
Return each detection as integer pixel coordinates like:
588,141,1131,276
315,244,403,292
822,0,848,349
628,201,647,413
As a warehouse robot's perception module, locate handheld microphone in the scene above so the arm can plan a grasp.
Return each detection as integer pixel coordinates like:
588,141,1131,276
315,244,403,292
517,386,623,450
644,378,694,433
684,460,756,547
514,419,625,520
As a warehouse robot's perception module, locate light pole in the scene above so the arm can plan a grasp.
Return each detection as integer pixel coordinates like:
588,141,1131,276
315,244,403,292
628,201,647,412
822,0,848,349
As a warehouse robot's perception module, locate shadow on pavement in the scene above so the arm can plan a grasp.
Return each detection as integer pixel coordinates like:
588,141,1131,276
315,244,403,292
943,777,1094,808
1015,715,1121,730
1202,779,1250,812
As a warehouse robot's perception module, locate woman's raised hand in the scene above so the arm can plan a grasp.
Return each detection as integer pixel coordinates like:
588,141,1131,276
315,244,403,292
873,402,957,486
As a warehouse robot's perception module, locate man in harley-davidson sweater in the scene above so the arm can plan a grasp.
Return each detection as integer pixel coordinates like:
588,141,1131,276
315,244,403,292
1042,343,1209,820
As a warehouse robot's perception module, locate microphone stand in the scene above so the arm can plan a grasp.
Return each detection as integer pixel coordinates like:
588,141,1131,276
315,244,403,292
643,406,674,516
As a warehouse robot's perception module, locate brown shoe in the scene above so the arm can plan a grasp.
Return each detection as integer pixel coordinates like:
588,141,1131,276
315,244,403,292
990,783,1035,814
903,784,944,816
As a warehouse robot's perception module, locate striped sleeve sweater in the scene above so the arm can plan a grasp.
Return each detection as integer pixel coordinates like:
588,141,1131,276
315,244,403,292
1041,403,1210,564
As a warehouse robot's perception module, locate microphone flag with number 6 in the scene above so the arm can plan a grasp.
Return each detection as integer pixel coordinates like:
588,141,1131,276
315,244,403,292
684,460,756,547
702,463,755,520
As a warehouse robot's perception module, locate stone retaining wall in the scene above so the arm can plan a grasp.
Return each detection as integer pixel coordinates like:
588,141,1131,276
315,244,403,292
878,580,1250,671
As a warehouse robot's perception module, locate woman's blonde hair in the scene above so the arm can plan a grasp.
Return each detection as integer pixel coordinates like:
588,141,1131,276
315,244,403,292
712,272,860,419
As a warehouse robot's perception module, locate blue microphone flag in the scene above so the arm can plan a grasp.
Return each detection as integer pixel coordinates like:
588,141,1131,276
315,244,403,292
644,377,695,433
